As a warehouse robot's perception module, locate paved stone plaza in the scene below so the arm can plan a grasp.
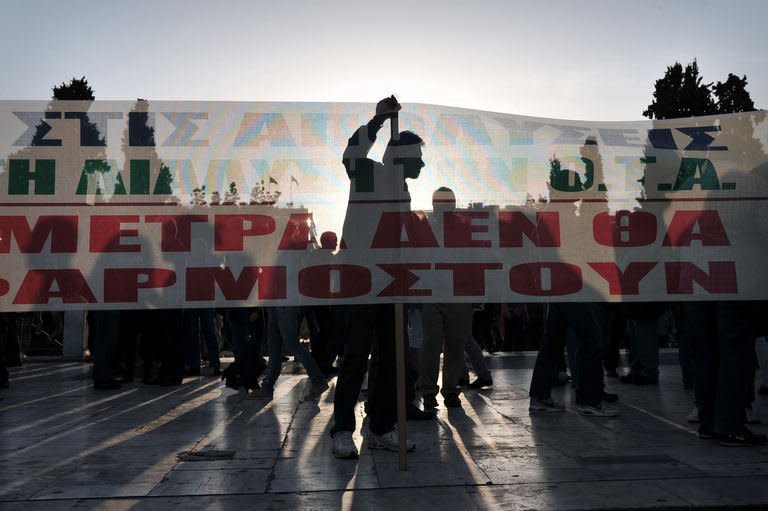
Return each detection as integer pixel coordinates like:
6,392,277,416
1,351,767,510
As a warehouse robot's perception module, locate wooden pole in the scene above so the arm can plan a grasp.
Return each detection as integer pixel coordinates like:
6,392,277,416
391,116,399,143
394,302,407,470
390,109,408,471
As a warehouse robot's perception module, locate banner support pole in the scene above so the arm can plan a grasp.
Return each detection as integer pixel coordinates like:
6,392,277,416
394,301,407,470
390,111,408,471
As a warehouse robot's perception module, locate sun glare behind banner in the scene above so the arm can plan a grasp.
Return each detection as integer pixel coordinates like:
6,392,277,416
0,100,766,311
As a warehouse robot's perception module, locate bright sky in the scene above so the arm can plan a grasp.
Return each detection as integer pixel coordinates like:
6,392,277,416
1,0,766,121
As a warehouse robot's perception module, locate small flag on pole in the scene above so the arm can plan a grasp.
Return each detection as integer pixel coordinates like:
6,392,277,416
269,176,278,185
291,175,299,186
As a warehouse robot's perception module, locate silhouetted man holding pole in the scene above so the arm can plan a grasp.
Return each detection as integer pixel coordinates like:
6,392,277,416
331,96,424,458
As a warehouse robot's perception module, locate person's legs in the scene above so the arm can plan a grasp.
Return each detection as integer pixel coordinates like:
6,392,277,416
627,318,660,381
441,303,472,399
224,309,255,389
529,304,564,401
6,314,23,366
566,331,578,388
603,306,622,376
92,310,120,385
156,310,184,384
406,305,424,391
567,303,604,408
472,307,494,353
138,311,159,383
326,306,346,368
368,304,397,435
465,335,491,380
308,306,333,372
182,309,202,373
278,307,327,387
715,302,753,435
331,305,374,436
262,309,285,389
199,309,220,371
678,304,696,388
419,304,443,399
757,336,768,392
688,302,717,432
503,304,526,351
117,310,140,380
0,314,8,387
232,309,264,390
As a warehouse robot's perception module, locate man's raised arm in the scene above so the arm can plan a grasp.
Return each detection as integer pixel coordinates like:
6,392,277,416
342,96,401,177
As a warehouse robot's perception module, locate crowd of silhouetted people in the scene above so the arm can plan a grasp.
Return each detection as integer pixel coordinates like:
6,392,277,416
2,300,767,454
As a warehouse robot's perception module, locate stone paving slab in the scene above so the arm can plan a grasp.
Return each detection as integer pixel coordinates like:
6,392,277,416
1,353,768,510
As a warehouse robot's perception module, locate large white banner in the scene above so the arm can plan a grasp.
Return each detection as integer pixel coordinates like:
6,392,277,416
0,100,766,310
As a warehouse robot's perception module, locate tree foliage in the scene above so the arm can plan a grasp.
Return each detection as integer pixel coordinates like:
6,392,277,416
643,60,756,119
52,76,95,100
43,76,106,169
643,60,716,119
713,73,756,114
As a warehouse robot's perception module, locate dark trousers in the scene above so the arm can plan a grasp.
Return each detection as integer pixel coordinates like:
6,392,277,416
183,309,220,371
688,302,755,435
224,308,264,390
309,305,345,372
0,314,10,386
530,303,605,407
263,307,326,388
332,304,397,436
6,313,29,366
678,324,696,388
627,318,659,379
603,313,625,372
117,310,142,380
92,310,120,383
143,310,184,383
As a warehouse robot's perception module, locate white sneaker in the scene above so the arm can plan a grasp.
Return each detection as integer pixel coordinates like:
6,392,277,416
332,431,358,459
367,428,415,452
687,407,699,423
577,404,619,417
